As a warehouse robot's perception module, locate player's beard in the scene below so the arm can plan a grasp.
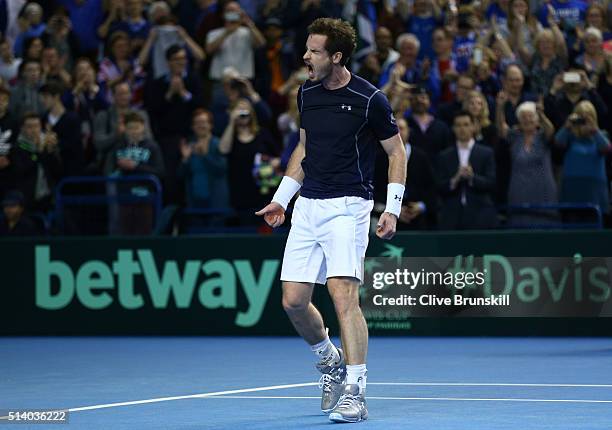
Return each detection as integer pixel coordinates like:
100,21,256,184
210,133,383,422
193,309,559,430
310,61,332,82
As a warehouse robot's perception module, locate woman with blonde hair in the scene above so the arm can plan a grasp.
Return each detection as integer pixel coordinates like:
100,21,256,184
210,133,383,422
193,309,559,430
219,98,279,224
464,90,497,147
529,28,567,96
555,100,611,216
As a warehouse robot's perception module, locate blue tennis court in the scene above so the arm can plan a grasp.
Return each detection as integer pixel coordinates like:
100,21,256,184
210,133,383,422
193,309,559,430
1,336,611,429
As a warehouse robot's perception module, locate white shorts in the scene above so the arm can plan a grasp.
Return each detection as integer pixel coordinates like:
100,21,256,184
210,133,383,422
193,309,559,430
280,196,374,285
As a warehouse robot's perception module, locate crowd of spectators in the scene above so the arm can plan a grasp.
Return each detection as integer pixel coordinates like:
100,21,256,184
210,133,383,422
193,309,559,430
0,0,611,235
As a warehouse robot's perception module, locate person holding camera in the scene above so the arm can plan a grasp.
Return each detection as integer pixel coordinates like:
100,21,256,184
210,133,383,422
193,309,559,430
555,100,611,219
206,1,265,82
544,68,608,130
218,98,277,224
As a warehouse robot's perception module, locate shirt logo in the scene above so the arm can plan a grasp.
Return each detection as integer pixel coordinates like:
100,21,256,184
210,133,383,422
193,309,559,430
341,104,352,111
390,113,396,125
394,195,402,201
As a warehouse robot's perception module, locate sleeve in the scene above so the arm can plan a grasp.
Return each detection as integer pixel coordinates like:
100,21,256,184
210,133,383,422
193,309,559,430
367,91,399,141
297,85,303,114
555,126,571,147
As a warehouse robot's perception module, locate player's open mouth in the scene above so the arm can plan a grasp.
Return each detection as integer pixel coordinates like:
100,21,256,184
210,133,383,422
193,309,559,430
306,64,314,78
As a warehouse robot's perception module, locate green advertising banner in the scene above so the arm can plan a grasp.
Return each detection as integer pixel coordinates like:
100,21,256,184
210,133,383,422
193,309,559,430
1,231,612,336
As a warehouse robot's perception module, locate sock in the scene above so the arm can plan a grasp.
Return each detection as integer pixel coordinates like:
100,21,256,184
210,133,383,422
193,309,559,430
310,336,339,364
346,364,367,393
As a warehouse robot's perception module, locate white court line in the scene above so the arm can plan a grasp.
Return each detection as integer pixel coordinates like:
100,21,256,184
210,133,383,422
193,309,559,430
0,382,317,419
2,380,611,419
369,382,612,388
210,395,612,404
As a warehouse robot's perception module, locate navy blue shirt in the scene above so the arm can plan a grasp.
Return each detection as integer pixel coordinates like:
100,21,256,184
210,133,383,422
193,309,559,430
298,74,398,200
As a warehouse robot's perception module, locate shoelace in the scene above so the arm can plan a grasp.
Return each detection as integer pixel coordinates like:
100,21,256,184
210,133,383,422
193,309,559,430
336,393,360,409
318,373,333,393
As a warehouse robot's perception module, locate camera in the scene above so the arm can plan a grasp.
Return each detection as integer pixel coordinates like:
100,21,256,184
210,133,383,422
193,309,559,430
569,114,586,126
563,72,581,84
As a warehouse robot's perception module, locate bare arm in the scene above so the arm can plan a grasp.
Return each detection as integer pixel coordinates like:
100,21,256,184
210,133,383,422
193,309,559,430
218,117,236,154
496,91,510,139
206,29,233,55
284,128,306,183
137,28,157,67
380,133,407,186
178,27,205,62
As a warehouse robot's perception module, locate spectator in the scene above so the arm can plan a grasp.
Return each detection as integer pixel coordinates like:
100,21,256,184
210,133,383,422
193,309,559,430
497,99,558,226
507,0,542,65
138,2,205,80
464,90,497,148
95,81,152,174
497,63,535,127
399,0,442,61
206,1,265,83
596,53,612,138
63,58,109,160
358,27,399,86
379,33,424,88
538,0,587,38
218,98,278,223
0,190,43,236
544,68,608,130
146,44,203,203
23,36,44,62
178,109,229,209
57,0,104,59
9,60,45,119
452,8,479,73
13,3,46,57
575,27,606,79
0,37,21,83
0,87,16,200
555,101,611,219
375,117,436,230
528,28,567,96
41,8,79,73
103,0,150,54
585,4,612,42
485,0,510,35
3,0,27,48
405,85,451,162
437,111,497,229
11,112,62,211
437,74,476,127
98,31,145,104
39,82,84,176
430,27,457,104
107,110,164,234
253,17,294,105
41,46,72,88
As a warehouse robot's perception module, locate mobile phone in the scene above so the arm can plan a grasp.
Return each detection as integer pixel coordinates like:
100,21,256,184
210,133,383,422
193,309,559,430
473,48,483,65
563,72,580,84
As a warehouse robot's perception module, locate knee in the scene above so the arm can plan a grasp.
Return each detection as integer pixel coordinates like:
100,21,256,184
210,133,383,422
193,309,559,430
282,294,309,315
329,282,360,319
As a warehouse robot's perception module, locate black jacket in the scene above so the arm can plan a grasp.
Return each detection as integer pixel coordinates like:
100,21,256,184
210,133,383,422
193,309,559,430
436,143,497,230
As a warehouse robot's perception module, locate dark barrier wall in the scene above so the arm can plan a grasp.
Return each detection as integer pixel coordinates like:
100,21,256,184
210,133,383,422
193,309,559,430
1,231,612,336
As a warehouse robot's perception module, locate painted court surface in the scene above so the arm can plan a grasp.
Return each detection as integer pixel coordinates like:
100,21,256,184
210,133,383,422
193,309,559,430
1,337,611,429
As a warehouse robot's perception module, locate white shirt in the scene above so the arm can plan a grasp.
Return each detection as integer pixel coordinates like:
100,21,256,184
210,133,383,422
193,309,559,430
457,138,475,167
207,27,254,80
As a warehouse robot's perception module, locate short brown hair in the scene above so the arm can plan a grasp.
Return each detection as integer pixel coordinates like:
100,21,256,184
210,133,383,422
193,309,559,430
307,18,356,66
124,110,145,125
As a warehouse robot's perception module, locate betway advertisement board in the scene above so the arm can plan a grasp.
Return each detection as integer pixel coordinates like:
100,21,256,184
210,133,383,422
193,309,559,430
1,231,612,335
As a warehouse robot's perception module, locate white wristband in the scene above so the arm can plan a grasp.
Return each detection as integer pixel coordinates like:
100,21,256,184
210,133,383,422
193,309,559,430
272,176,301,210
385,183,405,217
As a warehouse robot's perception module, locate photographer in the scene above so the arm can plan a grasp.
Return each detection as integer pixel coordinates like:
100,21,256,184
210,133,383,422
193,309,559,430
544,68,608,130
212,68,273,136
555,101,611,219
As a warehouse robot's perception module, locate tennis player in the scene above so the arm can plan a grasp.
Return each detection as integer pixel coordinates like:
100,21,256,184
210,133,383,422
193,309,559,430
256,17,406,423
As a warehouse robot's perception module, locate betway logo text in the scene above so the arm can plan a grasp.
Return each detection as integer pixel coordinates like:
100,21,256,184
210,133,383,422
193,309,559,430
35,246,279,327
